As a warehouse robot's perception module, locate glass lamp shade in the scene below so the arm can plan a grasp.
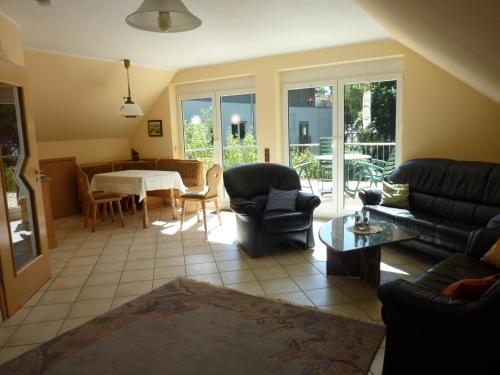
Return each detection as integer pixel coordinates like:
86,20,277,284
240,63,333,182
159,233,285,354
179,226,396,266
126,0,201,33
119,99,144,118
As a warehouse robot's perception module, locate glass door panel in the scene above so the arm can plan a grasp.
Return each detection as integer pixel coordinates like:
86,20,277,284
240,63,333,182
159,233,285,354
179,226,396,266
220,93,257,171
287,86,335,209
180,97,215,173
0,86,39,270
342,80,398,211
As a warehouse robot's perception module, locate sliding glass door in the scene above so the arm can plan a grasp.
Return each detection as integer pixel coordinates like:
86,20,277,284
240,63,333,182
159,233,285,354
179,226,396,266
287,85,336,211
285,76,400,215
342,80,398,211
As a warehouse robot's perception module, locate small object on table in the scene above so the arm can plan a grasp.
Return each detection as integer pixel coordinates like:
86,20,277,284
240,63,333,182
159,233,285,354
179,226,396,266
319,215,417,287
131,148,140,161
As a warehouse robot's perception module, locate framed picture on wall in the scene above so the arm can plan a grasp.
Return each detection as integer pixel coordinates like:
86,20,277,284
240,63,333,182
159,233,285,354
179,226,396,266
148,120,163,137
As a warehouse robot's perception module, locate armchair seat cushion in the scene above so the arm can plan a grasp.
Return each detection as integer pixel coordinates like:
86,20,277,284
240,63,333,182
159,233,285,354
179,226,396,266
262,211,312,234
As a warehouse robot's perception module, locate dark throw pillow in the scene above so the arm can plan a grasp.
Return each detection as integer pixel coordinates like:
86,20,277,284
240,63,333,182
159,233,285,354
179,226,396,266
442,273,500,300
487,213,500,229
265,187,298,212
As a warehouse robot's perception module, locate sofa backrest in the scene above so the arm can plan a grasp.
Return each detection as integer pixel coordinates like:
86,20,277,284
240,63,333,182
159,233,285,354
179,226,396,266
391,159,500,226
224,163,300,200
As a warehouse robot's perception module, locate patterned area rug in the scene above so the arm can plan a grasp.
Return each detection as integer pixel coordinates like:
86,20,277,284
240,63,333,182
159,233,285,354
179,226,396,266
0,278,385,374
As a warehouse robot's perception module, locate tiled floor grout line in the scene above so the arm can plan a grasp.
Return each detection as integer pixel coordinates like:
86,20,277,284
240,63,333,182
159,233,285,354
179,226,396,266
0,226,91,349
54,229,115,335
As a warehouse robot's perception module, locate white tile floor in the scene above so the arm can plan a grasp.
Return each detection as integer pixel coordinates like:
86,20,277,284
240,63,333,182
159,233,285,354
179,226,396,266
0,207,436,374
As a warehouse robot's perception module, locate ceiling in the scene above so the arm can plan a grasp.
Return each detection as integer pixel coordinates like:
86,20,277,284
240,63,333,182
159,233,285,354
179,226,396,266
354,0,500,104
0,0,388,70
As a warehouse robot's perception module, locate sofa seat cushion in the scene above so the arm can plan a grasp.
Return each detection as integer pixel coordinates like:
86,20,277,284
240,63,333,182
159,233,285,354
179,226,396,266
434,219,480,252
415,253,499,294
262,211,311,234
394,211,438,244
366,200,483,254
364,205,409,222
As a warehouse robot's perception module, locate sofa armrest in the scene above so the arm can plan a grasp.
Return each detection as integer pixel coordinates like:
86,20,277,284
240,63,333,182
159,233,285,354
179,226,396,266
358,188,382,206
465,228,500,259
295,191,321,214
230,197,263,220
378,278,479,325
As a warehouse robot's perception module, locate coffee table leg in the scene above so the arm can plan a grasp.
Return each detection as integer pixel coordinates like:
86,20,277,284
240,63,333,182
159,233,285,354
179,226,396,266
326,245,381,287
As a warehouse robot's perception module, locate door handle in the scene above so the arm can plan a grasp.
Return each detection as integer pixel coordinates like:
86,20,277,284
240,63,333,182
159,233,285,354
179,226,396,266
35,169,47,183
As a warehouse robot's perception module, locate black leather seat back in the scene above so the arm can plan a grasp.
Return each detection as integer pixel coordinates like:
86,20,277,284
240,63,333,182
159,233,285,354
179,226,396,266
224,163,300,200
390,159,500,225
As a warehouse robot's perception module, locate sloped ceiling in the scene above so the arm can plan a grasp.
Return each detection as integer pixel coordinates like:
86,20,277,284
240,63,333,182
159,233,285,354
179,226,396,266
25,50,175,141
354,0,500,104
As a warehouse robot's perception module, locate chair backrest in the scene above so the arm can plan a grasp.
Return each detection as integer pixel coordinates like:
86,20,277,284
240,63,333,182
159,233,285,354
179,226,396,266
112,160,157,171
224,163,301,200
383,148,397,180
157,159,204,189
79,162,113,181
319,137,333,155
76,168,93,203
205,164,222,198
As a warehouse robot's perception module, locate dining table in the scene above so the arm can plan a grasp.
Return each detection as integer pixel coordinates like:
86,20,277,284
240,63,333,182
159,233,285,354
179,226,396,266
89,170,186,228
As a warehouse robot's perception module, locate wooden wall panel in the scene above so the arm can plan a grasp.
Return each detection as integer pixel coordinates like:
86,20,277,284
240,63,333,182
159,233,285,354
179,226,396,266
39,157,79,219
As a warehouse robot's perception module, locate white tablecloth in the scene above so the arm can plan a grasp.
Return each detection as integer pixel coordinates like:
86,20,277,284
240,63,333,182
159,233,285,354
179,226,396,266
89,170,186,201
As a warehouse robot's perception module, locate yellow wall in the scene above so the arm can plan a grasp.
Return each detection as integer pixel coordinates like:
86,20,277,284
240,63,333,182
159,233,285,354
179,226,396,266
0,14,24,67
403,52,500,162
130,39,500,164
37,138,131,164
129,87,175,159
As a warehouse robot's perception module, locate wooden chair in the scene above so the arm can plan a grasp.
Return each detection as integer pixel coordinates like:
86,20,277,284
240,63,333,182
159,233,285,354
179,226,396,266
180,164,222,232
76,169,125,232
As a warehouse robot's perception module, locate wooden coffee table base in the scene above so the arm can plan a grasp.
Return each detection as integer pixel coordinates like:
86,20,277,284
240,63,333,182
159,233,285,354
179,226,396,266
326,245,381,287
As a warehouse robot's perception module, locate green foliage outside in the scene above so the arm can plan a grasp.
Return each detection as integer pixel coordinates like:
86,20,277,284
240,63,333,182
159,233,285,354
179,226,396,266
183,107,257,172
223,129,257,171
183,107,215,172
3,165,17,192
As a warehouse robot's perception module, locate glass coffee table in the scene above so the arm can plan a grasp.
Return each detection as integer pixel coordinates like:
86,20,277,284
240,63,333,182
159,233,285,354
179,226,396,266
319,215,418,287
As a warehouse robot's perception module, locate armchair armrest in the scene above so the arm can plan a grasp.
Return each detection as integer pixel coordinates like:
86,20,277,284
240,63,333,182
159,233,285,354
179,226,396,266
378,278,479,325
358,188,383,206
296,191,321,213
465,228,500,259
229,197,263,220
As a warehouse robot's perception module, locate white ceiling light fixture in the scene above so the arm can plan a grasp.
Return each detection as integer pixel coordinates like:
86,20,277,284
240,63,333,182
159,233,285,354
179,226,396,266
118,59,144,118
126,0,202,33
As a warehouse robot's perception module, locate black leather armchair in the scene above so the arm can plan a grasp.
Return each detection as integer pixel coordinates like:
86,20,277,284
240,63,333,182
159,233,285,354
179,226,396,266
378,228,500,375
223,163,321,257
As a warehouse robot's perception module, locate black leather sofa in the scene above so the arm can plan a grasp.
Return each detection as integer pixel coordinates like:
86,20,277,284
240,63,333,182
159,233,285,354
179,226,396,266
223,163,321,257
359,159,500,259
378,228,500,375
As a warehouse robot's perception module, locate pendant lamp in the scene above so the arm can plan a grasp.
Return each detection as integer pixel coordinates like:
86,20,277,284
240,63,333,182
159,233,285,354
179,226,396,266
119,59,144,118
126,0,201,33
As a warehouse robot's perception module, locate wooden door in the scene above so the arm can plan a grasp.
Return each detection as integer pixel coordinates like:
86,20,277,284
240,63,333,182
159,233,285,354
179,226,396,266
0,79,51,317
39,157,79,219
